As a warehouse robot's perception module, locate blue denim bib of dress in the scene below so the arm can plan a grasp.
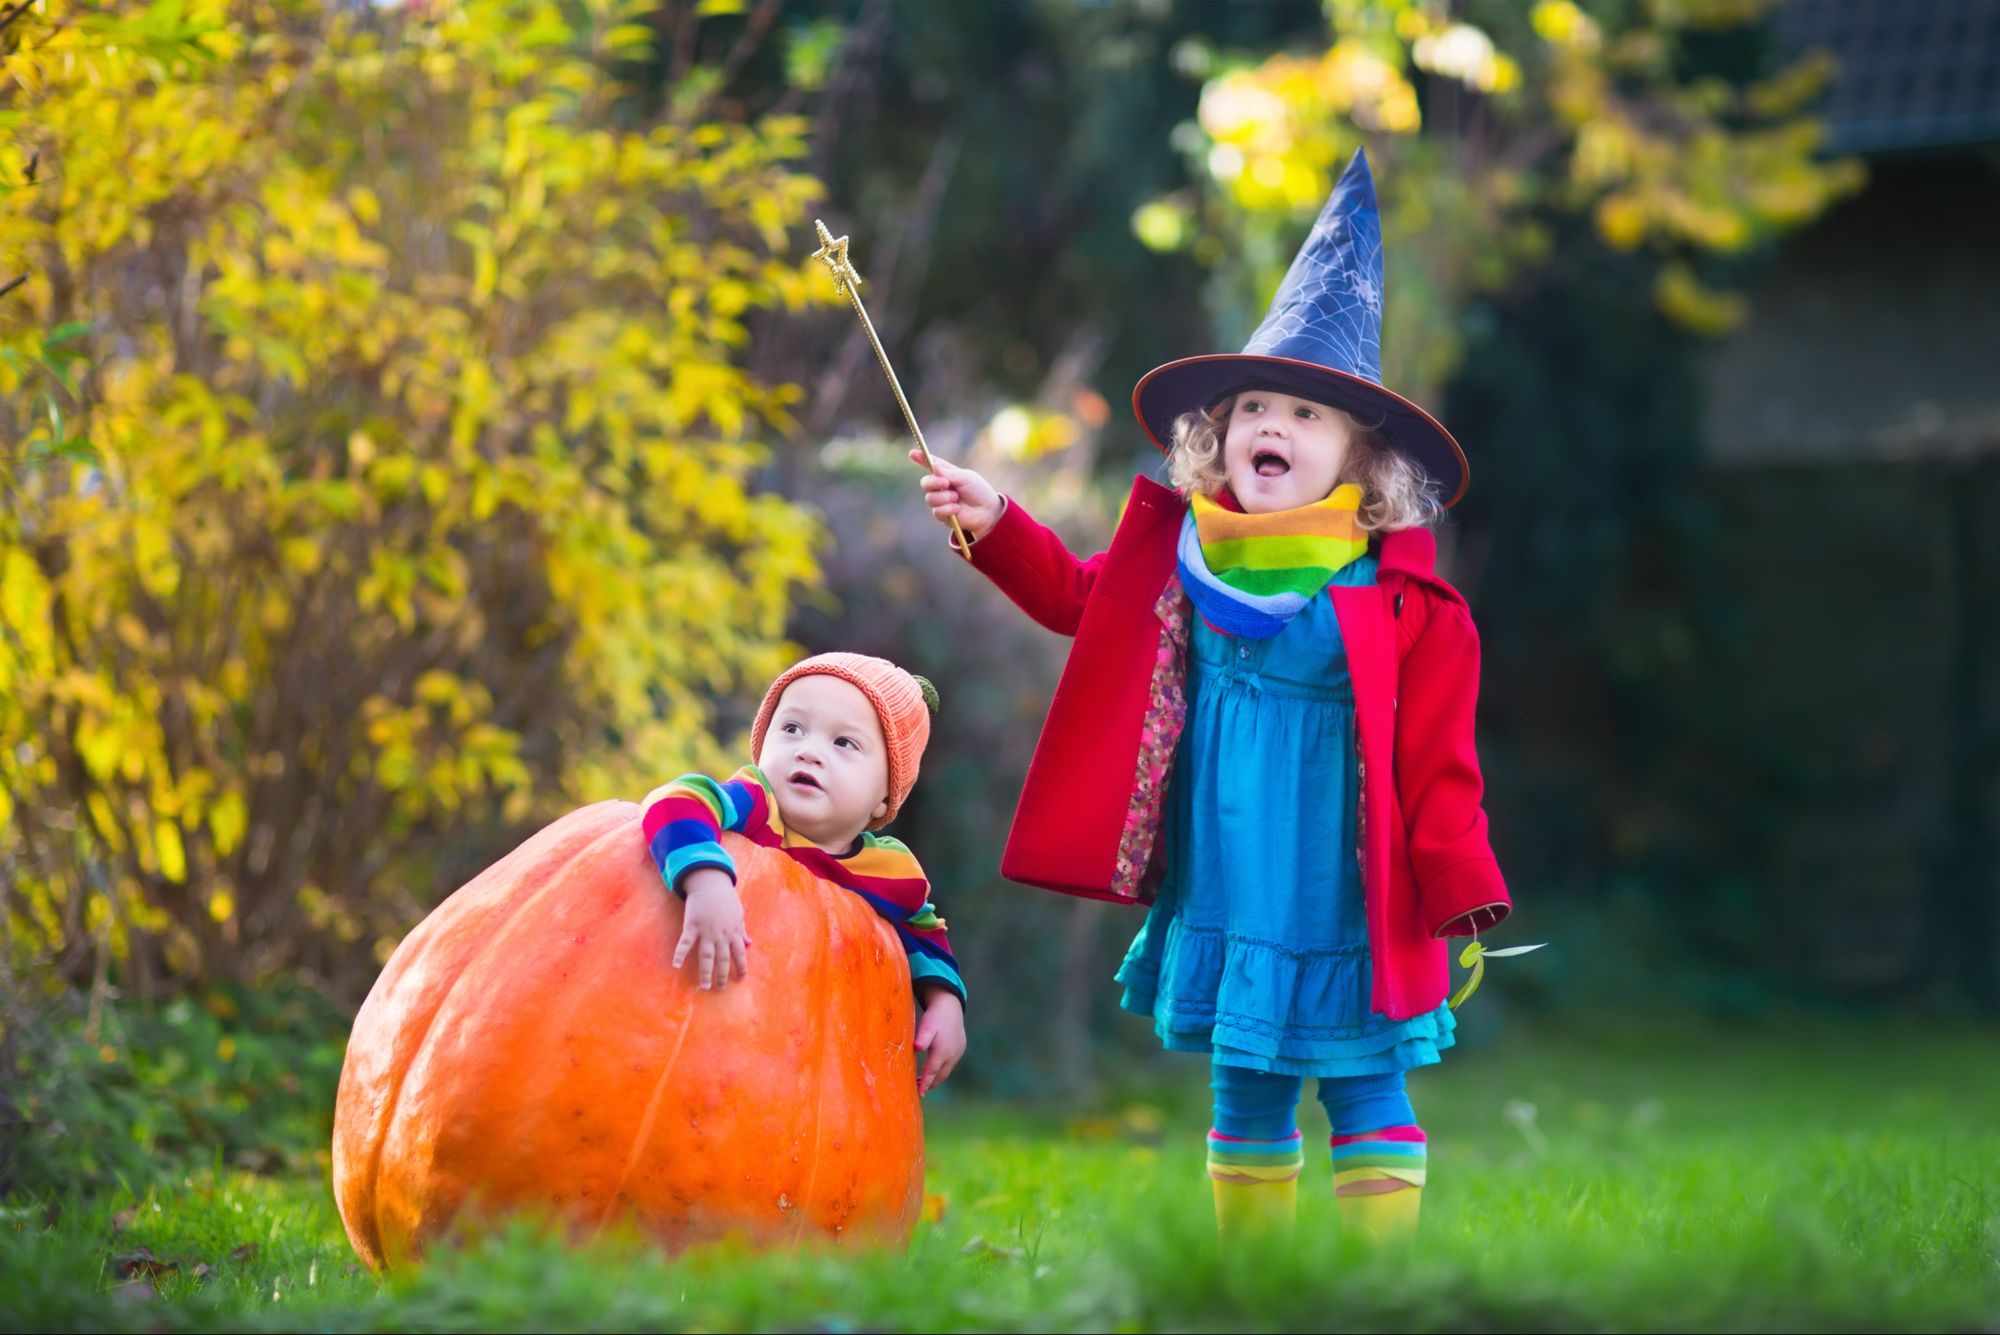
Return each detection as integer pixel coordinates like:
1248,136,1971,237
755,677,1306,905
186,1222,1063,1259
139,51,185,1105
1115,556,1456,1076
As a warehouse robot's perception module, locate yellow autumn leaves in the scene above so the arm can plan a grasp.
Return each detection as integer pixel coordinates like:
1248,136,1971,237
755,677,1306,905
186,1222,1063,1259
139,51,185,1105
2,0,831,989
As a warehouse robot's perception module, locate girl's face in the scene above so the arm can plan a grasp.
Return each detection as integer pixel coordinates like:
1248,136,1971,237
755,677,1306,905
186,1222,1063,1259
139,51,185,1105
1221,390,1353,514
756,674,890,852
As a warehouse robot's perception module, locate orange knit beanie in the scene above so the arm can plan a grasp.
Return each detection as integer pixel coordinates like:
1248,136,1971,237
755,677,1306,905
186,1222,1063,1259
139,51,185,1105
750,652,938,829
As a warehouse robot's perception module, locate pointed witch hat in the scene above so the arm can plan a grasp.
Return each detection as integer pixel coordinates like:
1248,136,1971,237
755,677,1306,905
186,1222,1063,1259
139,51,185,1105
1131,148,1469,507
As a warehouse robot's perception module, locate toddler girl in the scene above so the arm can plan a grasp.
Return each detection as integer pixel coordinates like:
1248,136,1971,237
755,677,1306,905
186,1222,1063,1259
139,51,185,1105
917,150,1509,1238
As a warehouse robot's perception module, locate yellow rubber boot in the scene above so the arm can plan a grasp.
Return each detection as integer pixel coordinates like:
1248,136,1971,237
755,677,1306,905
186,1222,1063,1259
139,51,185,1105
1331,1124,1426,1248
1211,1175,1299,1241
1337,1180,1421,1247
1207,1130,1304,1242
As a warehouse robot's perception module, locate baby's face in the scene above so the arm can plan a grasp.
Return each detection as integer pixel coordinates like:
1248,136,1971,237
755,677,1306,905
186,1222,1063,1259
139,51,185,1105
1220,390,1353,514
756,674,890,852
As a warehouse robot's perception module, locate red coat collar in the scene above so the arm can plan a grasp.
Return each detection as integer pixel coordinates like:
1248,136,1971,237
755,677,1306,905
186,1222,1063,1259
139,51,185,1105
1376,527,1466,610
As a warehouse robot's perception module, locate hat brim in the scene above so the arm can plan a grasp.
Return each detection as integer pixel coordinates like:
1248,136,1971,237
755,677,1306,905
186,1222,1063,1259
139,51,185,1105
1132,354,1469,509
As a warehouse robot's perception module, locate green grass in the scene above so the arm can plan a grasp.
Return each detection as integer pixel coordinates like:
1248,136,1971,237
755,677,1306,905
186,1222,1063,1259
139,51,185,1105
4,1020,1997,1331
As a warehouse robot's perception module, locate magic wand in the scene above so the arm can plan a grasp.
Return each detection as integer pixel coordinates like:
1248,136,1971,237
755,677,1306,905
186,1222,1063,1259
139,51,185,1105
811,219,972,562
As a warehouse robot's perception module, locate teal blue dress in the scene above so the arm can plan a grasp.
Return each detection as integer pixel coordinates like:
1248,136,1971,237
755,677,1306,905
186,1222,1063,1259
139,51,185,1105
1115,556,1456,1076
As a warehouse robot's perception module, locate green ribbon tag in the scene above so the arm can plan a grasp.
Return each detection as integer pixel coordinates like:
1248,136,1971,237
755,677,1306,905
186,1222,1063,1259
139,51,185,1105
1447,940,1546,1010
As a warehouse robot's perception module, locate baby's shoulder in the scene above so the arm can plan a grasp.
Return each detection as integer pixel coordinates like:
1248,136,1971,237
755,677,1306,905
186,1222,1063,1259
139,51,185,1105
860,830,918,859
856,831,930,879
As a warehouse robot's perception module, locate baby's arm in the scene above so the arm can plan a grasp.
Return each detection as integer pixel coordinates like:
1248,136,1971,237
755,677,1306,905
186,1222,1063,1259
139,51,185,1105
674,867,749,989
898,896,965,1004
904,905,965,1097
913,984,964,1096
856,838,967,1094
640,773,765,989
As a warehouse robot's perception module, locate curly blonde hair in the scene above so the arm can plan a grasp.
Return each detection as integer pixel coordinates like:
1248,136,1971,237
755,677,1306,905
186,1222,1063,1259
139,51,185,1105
1165,398,1442,533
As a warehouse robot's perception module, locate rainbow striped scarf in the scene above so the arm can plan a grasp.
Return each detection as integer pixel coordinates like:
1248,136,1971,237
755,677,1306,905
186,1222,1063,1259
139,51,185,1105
1176,484,1369,639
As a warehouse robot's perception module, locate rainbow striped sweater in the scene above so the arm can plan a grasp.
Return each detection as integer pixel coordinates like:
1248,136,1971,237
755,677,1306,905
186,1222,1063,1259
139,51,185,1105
640,765,964,1004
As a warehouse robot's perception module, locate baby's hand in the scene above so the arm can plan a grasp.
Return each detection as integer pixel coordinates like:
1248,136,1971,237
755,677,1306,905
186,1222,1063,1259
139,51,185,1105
913,986,965,1096
911,450,1005,543
673,868,751,990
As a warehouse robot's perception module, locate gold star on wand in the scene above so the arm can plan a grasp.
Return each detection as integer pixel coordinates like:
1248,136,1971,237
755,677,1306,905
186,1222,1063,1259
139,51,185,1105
812,219,972,562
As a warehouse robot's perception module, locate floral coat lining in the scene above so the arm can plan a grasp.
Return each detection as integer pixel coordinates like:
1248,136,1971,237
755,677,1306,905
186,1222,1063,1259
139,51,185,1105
1109,575,1191,904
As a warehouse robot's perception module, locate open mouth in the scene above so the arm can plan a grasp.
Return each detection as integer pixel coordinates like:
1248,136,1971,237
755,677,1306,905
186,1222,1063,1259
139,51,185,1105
1252,449,1291,478
787,770,823,793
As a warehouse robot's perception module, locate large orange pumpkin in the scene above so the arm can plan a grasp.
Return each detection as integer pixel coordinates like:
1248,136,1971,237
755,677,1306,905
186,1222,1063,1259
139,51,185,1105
331,800,924,1268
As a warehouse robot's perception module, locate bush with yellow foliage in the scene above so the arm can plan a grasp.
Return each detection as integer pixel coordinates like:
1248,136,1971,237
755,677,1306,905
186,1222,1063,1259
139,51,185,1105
0,0,827,995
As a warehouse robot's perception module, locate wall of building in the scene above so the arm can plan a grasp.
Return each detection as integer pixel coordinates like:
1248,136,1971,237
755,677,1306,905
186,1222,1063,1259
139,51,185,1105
1701,154,2000,467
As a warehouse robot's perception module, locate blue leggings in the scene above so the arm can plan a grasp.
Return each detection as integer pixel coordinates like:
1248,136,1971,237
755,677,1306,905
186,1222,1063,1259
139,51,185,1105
1211,1061,1416,1141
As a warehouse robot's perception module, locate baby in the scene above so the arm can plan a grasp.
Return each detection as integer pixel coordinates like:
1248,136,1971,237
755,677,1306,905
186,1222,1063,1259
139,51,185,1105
640,652,967,1094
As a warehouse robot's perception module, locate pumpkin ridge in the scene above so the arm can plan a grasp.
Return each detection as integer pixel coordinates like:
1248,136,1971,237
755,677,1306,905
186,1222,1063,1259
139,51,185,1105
603,957,702,1231
369,803,638,1260
788,873,839,1245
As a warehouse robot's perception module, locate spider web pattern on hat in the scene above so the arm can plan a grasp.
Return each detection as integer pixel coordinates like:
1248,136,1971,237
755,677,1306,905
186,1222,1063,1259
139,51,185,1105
1242,159,1386,386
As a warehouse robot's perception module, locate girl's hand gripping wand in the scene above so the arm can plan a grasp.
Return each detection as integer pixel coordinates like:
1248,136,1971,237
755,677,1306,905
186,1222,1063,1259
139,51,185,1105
811,220,972,563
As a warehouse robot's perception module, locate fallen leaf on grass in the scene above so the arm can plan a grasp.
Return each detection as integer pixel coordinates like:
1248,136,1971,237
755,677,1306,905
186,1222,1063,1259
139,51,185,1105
192,1262,216,1282
229,1242,260,1262
1063,1114,1118,1142
920,1192,948,1224
110,1206,137,1234
111,1246,180,1279
1121,1103,1166,1142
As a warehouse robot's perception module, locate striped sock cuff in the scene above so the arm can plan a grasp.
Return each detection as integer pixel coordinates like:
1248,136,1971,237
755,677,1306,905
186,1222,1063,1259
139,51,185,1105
1207,1129,1306,1185
1331,1124,1427,1189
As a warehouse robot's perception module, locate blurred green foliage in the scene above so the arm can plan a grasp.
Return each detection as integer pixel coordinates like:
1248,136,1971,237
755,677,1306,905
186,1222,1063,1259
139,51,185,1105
0,983,345,1199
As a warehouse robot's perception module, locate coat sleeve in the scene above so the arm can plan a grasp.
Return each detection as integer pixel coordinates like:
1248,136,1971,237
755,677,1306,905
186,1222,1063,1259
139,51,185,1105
1393,595,1512,938
965,495,1108,637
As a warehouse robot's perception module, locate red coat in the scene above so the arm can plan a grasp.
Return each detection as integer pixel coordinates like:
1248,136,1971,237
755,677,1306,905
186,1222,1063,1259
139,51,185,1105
967,475,1511,1021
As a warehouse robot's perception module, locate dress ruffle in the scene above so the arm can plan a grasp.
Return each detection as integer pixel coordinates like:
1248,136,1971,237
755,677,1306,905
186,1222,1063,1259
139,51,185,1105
1117,920,1455,1076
